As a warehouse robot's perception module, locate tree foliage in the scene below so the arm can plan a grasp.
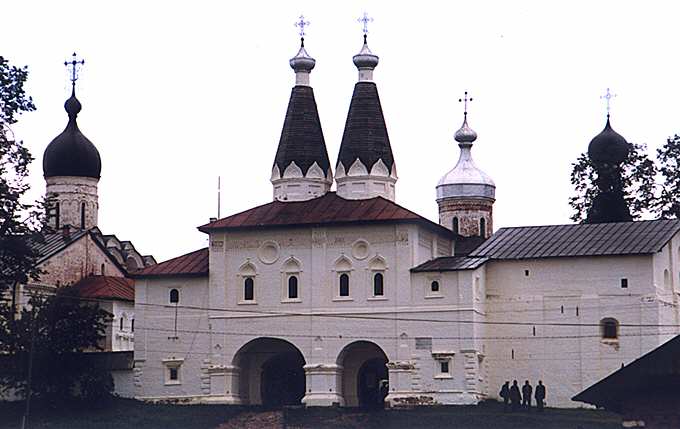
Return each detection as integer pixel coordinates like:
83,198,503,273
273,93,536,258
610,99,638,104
0,286,113,404
0,56,43,295
656,135,680,219
569,142,657,223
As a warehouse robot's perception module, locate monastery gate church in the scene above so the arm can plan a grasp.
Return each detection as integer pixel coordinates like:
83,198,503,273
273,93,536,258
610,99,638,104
130,29,680,408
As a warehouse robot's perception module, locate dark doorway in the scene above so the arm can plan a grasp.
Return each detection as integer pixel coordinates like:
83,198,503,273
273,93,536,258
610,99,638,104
357,357,388,409
261,351,306,407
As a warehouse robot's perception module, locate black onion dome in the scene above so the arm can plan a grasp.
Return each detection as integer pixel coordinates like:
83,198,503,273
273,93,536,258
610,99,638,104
337,82,394,171
588,117,629,165
274,85,330,175
43,90,101,179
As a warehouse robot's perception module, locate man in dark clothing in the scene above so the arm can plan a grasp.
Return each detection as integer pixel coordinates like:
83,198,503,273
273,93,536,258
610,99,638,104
499,381,510,412
522,380,533,411
509,380,521,412
535,380,546,412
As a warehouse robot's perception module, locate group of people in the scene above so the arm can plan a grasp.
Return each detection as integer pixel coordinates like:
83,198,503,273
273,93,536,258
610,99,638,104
499,380,546,412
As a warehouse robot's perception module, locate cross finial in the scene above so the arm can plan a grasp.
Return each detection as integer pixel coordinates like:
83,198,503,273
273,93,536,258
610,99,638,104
64,52,85,88
295,15,310,38
459,91,473,116
358,12,373,35
600,87,617,118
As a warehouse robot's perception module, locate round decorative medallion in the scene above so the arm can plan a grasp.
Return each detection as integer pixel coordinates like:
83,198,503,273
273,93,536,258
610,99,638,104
257,241,280,264
351,239,370,260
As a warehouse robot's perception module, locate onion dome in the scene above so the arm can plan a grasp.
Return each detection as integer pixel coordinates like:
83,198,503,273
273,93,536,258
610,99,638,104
43,89,101,179
588,116,629,165
437,114,495,201
289,39,316,75
353,35,379,70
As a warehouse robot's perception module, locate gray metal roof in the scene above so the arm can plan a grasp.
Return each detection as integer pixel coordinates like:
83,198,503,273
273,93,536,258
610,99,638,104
32,230,88,264
411,256,488,272
469,219,680,260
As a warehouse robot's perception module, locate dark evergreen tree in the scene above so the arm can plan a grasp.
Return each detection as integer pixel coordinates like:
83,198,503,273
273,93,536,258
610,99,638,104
656,134,680,219
569,142,657,223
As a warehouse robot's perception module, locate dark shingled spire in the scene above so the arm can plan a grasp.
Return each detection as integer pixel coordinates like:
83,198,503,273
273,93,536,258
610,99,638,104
43,88,101,179
273,85,330,176
337,81,394,172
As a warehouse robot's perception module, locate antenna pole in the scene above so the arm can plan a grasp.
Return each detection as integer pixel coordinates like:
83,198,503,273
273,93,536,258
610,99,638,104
217,176,221,219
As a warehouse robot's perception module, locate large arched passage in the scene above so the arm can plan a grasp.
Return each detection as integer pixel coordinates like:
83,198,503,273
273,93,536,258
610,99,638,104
337,341,389,408
232,337,306,407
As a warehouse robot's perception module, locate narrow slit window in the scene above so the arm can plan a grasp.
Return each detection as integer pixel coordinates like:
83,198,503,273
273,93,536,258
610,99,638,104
131,319,134,333
479,218,486,237
80,202,86,229
244,278,254,301
373,273,384,296
288,275,298,299
339,273,350,297
55,202,60,229
120,317,124,331
452,217,459,235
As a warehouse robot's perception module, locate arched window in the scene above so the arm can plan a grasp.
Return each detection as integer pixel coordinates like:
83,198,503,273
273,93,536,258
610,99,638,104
80,202,86,229
55,202,60,229
244,277,254,301
431,280,440,293
601,318,619,340
288,275,299,299
339,273,350,297
452,217,459,235
373,272,384,296
664,269,671,290
101,263,105,275
479,218,486,237
169,288,180,304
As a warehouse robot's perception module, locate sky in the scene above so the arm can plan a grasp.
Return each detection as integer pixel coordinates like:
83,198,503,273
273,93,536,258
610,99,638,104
3,1,680,262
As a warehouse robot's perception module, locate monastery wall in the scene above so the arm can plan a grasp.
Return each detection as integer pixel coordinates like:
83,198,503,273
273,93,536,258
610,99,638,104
484,254,678,407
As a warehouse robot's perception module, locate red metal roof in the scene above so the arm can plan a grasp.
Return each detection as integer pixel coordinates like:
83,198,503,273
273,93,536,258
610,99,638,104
72,275,135,302
198,192,452,236
133,247,208,278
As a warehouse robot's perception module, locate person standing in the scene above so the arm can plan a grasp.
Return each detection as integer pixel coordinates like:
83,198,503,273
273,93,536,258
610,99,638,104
509,380,521,412
522,380,533,411
499,381,510,412
535,380,546,412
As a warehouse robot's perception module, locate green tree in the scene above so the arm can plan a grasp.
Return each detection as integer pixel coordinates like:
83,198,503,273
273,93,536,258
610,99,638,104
656,134,680,219
0,55,42,297
0,286,113,404
568,142,657,223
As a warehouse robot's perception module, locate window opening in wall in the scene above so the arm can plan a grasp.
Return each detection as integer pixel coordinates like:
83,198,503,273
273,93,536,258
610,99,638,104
431,280,440,293
532,326,536,336
524,270,529,277
163,360,183,385
80,202,86,229
55,202,60,229
131,319,134,333
101,263,105,275
339,273,350,297
452,217,459,235
479,218,486,237
560,305,564,314
288,275,298,299
511,349,515,360
373,272,384,296
601,318,619,340
576,306,579,317
169,367,178,381
440,360,450,374
620,278,628,288
169,289,179,304
244,278,254,301
120,317,124,331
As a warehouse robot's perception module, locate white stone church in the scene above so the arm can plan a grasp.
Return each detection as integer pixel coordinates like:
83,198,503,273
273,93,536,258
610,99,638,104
33,34,680,407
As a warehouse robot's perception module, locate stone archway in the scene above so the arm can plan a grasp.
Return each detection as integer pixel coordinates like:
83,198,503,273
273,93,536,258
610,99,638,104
337,341,389,408
232,337,306,406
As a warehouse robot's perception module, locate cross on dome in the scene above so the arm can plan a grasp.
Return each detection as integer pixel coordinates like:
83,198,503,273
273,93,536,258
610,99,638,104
295,15,310,38
600,87,617,118
64,52,85,87
358,12,373,35
459,91,473,116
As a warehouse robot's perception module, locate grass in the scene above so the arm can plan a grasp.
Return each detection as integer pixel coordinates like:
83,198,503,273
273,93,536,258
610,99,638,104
0,398,621,429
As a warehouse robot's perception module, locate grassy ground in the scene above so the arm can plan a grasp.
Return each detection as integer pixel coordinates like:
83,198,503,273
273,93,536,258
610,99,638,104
0,398,621,429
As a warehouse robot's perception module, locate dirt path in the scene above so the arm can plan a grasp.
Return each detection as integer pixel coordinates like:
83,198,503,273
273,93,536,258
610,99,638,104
215,410,284,429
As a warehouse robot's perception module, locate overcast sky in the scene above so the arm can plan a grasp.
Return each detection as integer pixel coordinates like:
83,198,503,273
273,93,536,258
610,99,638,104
4,1,680,262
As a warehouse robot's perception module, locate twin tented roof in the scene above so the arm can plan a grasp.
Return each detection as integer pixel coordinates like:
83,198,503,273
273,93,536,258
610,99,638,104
470,219,680,260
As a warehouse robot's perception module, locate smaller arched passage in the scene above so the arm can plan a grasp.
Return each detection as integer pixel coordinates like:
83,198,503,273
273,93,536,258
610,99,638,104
337,341,389,408
232,337,306,407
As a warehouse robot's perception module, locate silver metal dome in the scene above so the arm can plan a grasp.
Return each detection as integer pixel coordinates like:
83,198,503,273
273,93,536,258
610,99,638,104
437,115,495,201
353,35,379,70
289,41,316,73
